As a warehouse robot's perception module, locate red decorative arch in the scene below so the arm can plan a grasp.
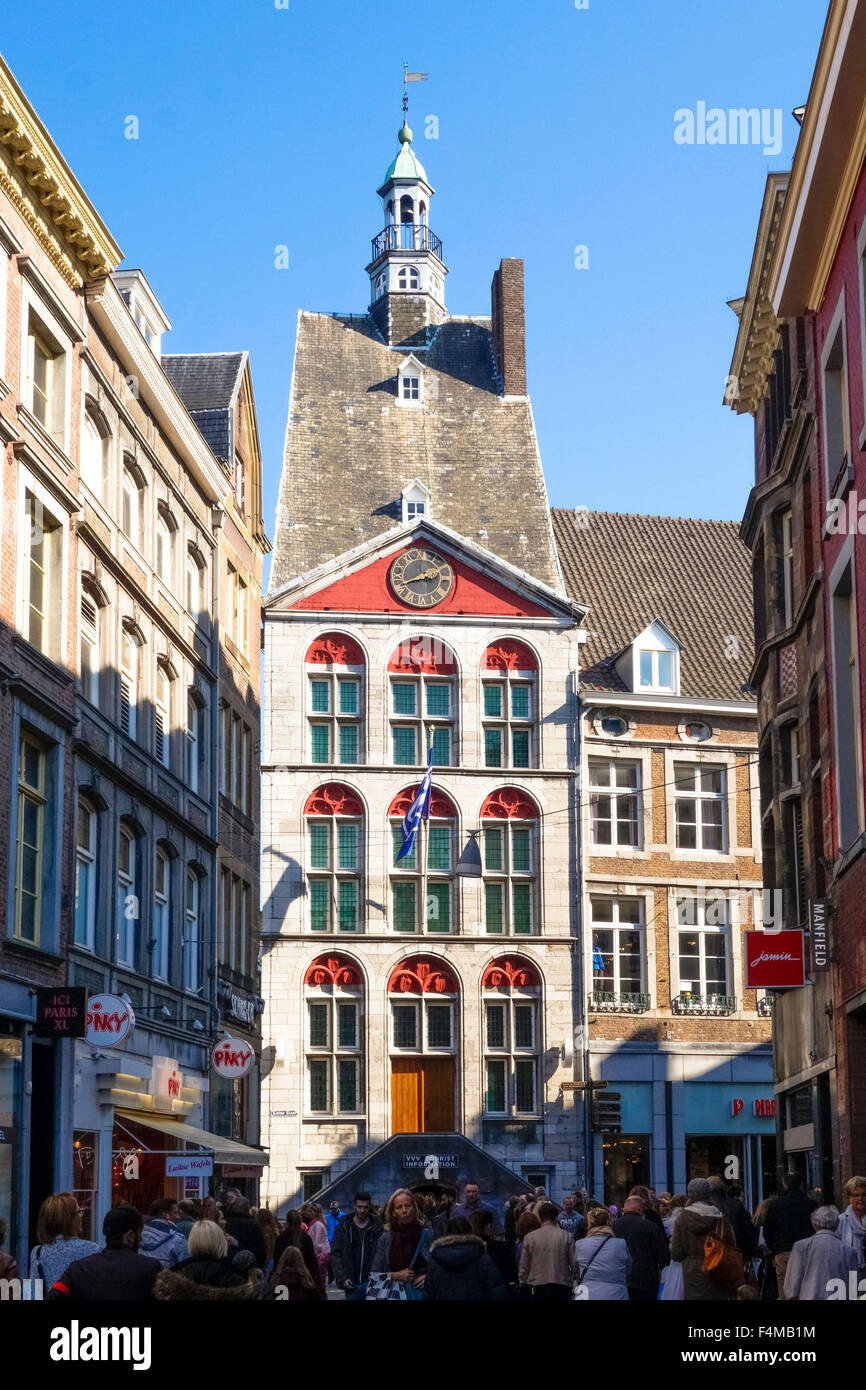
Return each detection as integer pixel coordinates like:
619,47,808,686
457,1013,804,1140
387,636,457,674
483,640,538,672
480,788,539,820
388,786,458,819
304,783,365,817
306,633,365,666
305,953,362,988
481,955,542,990
388,955,459,995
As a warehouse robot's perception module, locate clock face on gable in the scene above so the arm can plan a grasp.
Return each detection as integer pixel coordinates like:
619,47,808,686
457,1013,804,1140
389,547,455,608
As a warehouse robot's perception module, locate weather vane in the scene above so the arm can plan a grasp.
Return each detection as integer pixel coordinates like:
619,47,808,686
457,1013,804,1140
403,63,428,126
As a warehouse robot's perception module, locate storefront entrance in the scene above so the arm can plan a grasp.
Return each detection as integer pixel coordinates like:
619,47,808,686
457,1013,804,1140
602,1134,651,1209
391,1058,455,1133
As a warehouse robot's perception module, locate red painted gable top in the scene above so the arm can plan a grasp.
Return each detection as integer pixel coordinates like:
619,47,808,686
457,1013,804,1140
304,783,365,817
388,955,459,995
388,786,458,819
480,788,539,820
305,953,362,988
484,639,537,671
388,635,457,674
290,545,556,618
306,632,365,666
481,956,542,989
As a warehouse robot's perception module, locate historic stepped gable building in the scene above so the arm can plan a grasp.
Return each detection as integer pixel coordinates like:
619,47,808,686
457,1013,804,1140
261,119,588,1210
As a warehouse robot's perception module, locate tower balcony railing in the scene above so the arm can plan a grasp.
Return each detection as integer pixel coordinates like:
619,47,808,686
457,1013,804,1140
672,991,736,1016
371,224,443,261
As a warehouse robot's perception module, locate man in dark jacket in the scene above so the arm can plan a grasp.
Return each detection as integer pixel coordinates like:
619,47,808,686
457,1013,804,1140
424,1219,506,1301
225,1197,267,1268
763,1173,817,1299
613,1196,669,1300
709,1176,757,1260
47,1205,160,1300
330,1192,383,1301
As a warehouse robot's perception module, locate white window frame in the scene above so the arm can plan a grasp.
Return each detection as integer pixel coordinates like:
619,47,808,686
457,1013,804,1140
155,664,172,769
74,799,97,952
673,893,732,1003
79,584,100,707
80,407,109,501
673,762,727,853
120,629,140,741
153,848,170,982
156,507,175,586
19,475,67,662
821,290,851,498
15,733,46,945
184,868,200,994
21,297,70,449
589,895,646,1003
186,693,202,794
401,479,431,523
588,757,642,848
116,825,137,967
781,508,794,627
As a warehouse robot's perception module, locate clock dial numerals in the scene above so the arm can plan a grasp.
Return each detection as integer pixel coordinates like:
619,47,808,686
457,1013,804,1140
389,547,454,608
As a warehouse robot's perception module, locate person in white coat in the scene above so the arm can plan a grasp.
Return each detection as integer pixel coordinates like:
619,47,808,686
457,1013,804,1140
573,1205,629,1301
837,1177,866,1268
784,1206,860,1300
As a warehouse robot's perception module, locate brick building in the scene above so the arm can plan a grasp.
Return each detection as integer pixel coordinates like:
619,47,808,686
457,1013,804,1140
260,121,589,1211
553,511,772,1208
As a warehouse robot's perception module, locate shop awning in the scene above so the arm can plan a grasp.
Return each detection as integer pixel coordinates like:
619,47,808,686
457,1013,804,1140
115,1111,268,1167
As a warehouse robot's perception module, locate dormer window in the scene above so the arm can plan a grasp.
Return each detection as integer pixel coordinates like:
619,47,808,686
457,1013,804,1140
397,356,425,408
617,620,680,695
401,372,420,401
401,481,431,525
639,650,674,689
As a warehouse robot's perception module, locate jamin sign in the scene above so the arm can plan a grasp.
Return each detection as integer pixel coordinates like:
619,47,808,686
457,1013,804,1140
212,1036,255,1080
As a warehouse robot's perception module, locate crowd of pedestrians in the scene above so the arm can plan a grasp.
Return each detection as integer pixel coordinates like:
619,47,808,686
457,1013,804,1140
13,1172,866,1301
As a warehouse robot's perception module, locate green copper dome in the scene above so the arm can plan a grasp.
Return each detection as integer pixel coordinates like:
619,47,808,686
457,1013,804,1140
382,128,430,186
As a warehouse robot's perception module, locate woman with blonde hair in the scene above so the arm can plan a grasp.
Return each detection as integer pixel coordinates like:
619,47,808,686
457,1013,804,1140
370,1188,433,1298
29,1192,98,1289
300,1201,330,1292
574,1204,629,1300
838,1176,866,1266
154,1220,258,1300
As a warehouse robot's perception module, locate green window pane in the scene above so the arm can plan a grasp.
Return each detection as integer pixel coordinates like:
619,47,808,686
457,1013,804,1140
486,1060,506,1112
511,685,530,720
392,727,416,765
486,1005,505,1048
308,1058,329,1111
483,684,502,717
338,724,358,764
511,730,530,768
337,1003,357,1048
311,724,330,763
337,1059,358,1112
310,680,330,713
308,1001,329,1048
338,823,357,870
513,883,532,934
393,824,415,870
338,680,358,714
484,728,502,768
484,827,503,871
338,879,357,931
392,682,416,715
430,728,450,766
514,1004,534,1048
485,882,504,933
427,825,451,871
427,882,450,933
309,822,330,869
427,1004,451,1047
392,880,417,931
515,1059,535,1112
425,683,450,717
512,827,531,872
310,879,330,931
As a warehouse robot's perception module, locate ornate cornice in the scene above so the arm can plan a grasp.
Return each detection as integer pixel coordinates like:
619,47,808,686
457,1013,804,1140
726,173,788,417
0,54,122,287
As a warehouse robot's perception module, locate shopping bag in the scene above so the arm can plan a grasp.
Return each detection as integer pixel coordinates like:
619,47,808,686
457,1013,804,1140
658,1261,684,1301
365,1272,408,1301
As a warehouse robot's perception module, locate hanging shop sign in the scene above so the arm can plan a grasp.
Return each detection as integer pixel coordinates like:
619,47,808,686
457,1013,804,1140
35,987,88,1038
810,900,829,972
85,994,135,1046
217,979,264,1029
744,930,805,989
211,1036,255,1080
166,1153,213,1178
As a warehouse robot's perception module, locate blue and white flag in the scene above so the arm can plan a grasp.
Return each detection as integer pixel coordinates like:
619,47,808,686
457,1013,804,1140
396,747,433,861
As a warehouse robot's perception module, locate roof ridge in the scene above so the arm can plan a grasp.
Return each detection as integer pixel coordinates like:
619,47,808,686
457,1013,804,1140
552,507,741,527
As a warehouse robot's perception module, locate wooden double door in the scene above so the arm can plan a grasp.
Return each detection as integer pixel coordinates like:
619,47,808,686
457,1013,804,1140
391,1057,456,1133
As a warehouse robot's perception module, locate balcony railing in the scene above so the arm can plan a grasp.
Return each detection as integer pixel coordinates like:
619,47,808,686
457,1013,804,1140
371,224,443,262
672,992,736,1016
591,991,651,1014
756,995,774,1018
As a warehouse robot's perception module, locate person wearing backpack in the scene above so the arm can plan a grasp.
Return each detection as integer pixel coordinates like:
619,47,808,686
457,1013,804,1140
574,1205,629,1299
670,1178,738,1300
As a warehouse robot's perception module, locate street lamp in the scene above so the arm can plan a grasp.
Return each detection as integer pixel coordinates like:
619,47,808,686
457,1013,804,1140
455,830,482,877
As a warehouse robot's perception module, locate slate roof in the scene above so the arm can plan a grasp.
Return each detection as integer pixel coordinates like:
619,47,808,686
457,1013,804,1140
551,509,755,700
270,312,563,593
162,353,246,464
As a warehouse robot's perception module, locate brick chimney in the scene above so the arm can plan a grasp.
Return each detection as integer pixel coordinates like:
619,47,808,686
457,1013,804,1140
490,258,527,397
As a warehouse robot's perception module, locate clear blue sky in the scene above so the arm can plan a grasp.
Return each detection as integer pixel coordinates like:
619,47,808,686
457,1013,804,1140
2,0,827,564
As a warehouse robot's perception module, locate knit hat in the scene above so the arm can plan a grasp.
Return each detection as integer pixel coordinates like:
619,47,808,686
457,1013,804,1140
687,1179,712,1204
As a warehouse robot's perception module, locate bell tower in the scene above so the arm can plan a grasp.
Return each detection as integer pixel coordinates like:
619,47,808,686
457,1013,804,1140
367,119,448,346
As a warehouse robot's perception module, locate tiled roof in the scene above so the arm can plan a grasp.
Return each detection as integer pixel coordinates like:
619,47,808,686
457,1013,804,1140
162,352,245,410
551,509,755,700
270,311,562,592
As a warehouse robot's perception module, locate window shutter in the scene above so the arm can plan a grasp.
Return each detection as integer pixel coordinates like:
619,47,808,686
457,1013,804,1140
120,677,131,734
155,708,165,763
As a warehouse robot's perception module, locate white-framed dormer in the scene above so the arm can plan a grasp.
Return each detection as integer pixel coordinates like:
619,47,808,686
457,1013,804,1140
401,479,431,525
615,619,681,695
396,353,425,407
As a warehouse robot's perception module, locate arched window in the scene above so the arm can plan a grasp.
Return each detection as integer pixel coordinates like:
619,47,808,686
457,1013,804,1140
186,692,204,793
480,789,539,936
156,506,176,584
388,956,459,1082
79,582,100,707
186,545,205,615
184,867,201,993
388,636,458,768
482,641,538,769
304,954,364,1115
305,784,364,933
153,847,170,981
120,628,141,741
116,822,137,966
481,956,542,1116
389,787,457,934
306,633,365,767
121,460,145,549
398,265,421,290
81,408,108,499
155,663,173,769
75,799,97,951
